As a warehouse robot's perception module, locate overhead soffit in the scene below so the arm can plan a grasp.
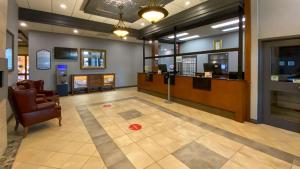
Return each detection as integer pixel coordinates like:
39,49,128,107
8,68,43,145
83,0,173,23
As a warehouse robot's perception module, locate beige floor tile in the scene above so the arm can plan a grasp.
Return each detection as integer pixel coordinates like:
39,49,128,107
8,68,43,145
43,152,72,168
76,143,97,156
12,162,39,169
61,154,90,169
81,156,105,169
37,166,56,169
11,88,300,169
128,131,147,142
158,155,189,169
151,133,182,153
231,146,292,169
114,135,134,148
59,142,84,154
221,160,246,169
145,163,163,169
137,137,169,161
121,143,154,169
292,165,300,169
195,133,242,158
15,148,55,165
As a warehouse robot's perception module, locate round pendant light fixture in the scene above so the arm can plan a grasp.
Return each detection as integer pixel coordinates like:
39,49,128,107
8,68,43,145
138,0,168,23
113,7,129,37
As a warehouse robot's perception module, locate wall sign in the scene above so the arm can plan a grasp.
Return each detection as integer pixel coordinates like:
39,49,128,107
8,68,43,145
36,49,51,70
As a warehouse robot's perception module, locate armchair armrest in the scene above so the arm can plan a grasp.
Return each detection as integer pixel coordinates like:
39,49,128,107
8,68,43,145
37,102,56,110
38,90,56,96
37,93,46,98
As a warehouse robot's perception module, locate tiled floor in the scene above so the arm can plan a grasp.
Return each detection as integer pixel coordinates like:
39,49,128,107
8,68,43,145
7,87,300,169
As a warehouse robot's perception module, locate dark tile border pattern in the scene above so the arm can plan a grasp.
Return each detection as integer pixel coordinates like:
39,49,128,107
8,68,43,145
77,96,300,167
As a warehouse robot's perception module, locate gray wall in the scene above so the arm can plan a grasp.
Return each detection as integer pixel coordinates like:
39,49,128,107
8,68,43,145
28,31,147,90
6,0,18,119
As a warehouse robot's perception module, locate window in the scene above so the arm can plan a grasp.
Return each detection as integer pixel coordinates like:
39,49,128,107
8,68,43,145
6,31,14,71
177,56,197,76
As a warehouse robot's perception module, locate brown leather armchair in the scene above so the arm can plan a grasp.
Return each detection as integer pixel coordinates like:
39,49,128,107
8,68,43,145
8,86,62,137
17,80,60,105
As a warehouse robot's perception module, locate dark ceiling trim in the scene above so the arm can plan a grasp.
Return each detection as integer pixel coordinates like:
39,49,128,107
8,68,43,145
18,8,140,37
139,0,243,39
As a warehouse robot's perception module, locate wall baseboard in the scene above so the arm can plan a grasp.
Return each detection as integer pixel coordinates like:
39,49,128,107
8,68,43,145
115,85,137,89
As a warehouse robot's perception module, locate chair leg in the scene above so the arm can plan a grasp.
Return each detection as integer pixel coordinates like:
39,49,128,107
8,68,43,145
23,127,28,138
14,121,19,132
58,117,62,126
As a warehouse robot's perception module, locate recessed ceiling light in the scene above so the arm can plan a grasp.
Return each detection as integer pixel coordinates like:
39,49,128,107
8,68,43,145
123,37,127,40
60,4,67,9
20,22,27,27
141,22,145,26
149,40,152,44
185,1,190,5
168,32,189,39
179,35,200,41
73,29,78,34
211,17,245,29
222,25,245,32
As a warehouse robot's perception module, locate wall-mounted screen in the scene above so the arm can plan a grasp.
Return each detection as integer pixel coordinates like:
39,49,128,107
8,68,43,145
54,47,78,60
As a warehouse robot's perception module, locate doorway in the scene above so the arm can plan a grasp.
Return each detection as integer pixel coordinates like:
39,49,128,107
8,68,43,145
260,38,300,132
18,55,29,81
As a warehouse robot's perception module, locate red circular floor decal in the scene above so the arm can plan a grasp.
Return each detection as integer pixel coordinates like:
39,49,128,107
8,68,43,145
102,103,112,108
129,124,142,131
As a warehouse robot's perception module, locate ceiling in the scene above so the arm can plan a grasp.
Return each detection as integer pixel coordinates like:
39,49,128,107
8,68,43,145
18,21,143,43
17,0,208,30
83,0,173,23
161,17,243,42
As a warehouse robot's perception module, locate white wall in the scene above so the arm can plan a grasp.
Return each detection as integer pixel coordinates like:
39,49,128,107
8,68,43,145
250,0,300,120
258,0,300,39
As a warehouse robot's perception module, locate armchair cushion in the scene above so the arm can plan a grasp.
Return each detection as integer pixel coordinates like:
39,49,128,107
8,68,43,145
13,88,38,113
37,102,56,110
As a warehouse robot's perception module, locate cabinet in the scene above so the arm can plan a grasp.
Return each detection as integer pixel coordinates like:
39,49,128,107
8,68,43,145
71,73,115,94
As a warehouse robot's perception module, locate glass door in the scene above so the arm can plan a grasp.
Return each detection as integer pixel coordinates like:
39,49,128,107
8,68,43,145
18,55,29,81
262,39,300,132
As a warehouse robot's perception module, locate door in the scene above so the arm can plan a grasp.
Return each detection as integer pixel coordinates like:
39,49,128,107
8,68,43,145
262,39,300,132
18,55,29,81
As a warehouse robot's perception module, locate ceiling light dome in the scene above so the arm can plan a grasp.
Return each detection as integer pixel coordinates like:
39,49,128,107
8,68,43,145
113,7,129,37
138,0,168,23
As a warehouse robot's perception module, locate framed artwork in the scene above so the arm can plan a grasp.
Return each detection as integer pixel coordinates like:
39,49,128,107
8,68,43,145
36,49,51,70
80,49,106,70
213,40,223,50
6,30,14,72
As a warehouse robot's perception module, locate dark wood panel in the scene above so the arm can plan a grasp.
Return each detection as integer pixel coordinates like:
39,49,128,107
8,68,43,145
71,73,115,94
18,8,140,37
139,0,242,39
138,73,247,122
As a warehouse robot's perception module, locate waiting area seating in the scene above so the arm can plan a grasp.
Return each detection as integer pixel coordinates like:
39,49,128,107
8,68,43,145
8,80,62,137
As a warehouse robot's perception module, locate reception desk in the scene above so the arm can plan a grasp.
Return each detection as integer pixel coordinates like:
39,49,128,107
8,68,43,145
138,73,247,122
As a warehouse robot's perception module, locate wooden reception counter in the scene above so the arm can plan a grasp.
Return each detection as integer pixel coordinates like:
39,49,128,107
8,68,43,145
137,73,247,122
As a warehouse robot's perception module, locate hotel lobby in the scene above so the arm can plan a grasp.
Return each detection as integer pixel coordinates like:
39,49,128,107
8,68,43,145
0,0,300,169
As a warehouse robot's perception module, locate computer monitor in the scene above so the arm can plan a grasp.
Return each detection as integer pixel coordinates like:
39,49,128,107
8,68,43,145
203,63,214,72
213,63,222,75
203,63,223,75
158,64,168,73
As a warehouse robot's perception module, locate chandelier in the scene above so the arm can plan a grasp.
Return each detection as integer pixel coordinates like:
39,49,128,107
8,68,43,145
104,0,135,7
138,0,168,23
113,7,129,37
